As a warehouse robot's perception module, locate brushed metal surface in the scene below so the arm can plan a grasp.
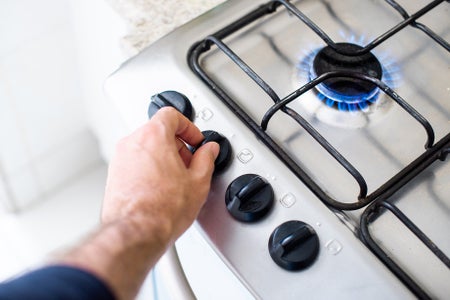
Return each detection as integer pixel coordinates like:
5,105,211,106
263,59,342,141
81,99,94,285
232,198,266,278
105,0,449,298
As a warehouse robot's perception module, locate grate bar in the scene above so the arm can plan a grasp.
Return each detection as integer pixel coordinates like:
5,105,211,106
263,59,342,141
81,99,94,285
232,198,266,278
385,0,450,51
273,0,448,55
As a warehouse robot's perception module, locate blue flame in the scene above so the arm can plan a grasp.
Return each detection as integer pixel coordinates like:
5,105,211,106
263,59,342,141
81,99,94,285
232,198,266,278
296,35,400,112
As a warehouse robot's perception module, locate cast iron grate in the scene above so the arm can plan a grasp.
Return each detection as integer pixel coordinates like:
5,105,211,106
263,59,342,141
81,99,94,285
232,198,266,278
187,0,449,298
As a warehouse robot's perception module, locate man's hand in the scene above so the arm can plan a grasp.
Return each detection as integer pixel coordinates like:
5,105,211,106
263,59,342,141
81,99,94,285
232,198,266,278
60,107,219,300
102,106,220,243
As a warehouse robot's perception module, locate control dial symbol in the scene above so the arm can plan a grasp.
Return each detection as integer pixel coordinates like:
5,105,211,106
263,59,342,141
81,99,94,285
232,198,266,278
268,220,319,271
148,90,194,121
225,174,274,222
196,130,232,174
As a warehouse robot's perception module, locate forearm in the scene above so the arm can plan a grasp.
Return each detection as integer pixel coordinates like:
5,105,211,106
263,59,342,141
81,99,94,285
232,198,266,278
0,109,218,300
57,109,218,300
59,217,171,300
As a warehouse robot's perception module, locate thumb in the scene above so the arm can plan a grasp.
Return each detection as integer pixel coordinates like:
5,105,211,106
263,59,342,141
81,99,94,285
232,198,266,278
189,142,220,179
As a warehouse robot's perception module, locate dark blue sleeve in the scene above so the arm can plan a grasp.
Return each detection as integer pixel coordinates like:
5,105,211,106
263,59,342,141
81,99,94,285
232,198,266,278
0,265,116,300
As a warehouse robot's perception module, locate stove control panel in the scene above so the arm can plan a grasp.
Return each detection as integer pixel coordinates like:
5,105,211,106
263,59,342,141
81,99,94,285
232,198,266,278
148,91,323,273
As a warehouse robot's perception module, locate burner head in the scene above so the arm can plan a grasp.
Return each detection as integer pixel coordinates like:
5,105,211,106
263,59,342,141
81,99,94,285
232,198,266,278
311,43,383,111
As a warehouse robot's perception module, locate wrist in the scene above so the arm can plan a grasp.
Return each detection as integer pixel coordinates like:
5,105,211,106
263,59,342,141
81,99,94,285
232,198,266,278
113,214,173,251
58,217,172,300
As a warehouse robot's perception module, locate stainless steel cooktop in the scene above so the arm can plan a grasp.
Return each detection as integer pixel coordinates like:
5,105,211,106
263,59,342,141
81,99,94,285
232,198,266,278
105,0,449,298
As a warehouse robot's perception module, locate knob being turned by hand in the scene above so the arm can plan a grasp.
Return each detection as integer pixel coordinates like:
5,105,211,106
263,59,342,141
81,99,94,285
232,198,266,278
196,130,232,174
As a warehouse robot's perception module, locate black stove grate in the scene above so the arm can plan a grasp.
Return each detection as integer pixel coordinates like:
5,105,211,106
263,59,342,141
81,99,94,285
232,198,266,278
188,0,448,211
386,0,450,51
187,0,449,298
360,153,450,299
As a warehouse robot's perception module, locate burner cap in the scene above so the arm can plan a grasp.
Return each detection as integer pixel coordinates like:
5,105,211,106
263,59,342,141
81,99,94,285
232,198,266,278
312,43,382,101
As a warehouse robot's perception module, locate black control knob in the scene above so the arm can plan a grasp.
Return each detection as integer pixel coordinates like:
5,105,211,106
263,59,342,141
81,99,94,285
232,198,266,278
197,130,232,174
268,220,319,271
148,91,194,121
225,174,274,222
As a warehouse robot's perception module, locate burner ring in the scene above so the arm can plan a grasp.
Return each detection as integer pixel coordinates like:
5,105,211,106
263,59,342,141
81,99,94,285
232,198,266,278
311,43,383,105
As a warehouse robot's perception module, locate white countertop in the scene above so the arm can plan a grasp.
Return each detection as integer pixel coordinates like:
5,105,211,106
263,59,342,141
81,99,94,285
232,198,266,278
106,0,226,56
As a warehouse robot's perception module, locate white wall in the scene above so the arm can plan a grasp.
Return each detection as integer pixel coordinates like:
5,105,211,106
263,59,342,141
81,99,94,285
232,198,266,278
68,0,129,161
0,0,126,212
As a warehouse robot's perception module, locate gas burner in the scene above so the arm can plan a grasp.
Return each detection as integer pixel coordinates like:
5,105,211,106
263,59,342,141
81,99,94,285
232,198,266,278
294,41,400,128
311,43,383,112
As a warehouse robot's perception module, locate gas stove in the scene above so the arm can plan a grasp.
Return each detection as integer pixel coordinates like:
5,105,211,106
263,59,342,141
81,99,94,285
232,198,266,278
105,0,449,298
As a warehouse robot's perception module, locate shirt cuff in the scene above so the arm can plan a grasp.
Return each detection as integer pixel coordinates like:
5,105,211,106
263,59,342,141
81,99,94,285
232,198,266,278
0,265,116,300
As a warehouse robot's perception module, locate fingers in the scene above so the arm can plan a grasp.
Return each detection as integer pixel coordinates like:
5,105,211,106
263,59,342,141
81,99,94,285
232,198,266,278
189,142,220,184
151,107,204,146
139,107,219,177
176,138,193,167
